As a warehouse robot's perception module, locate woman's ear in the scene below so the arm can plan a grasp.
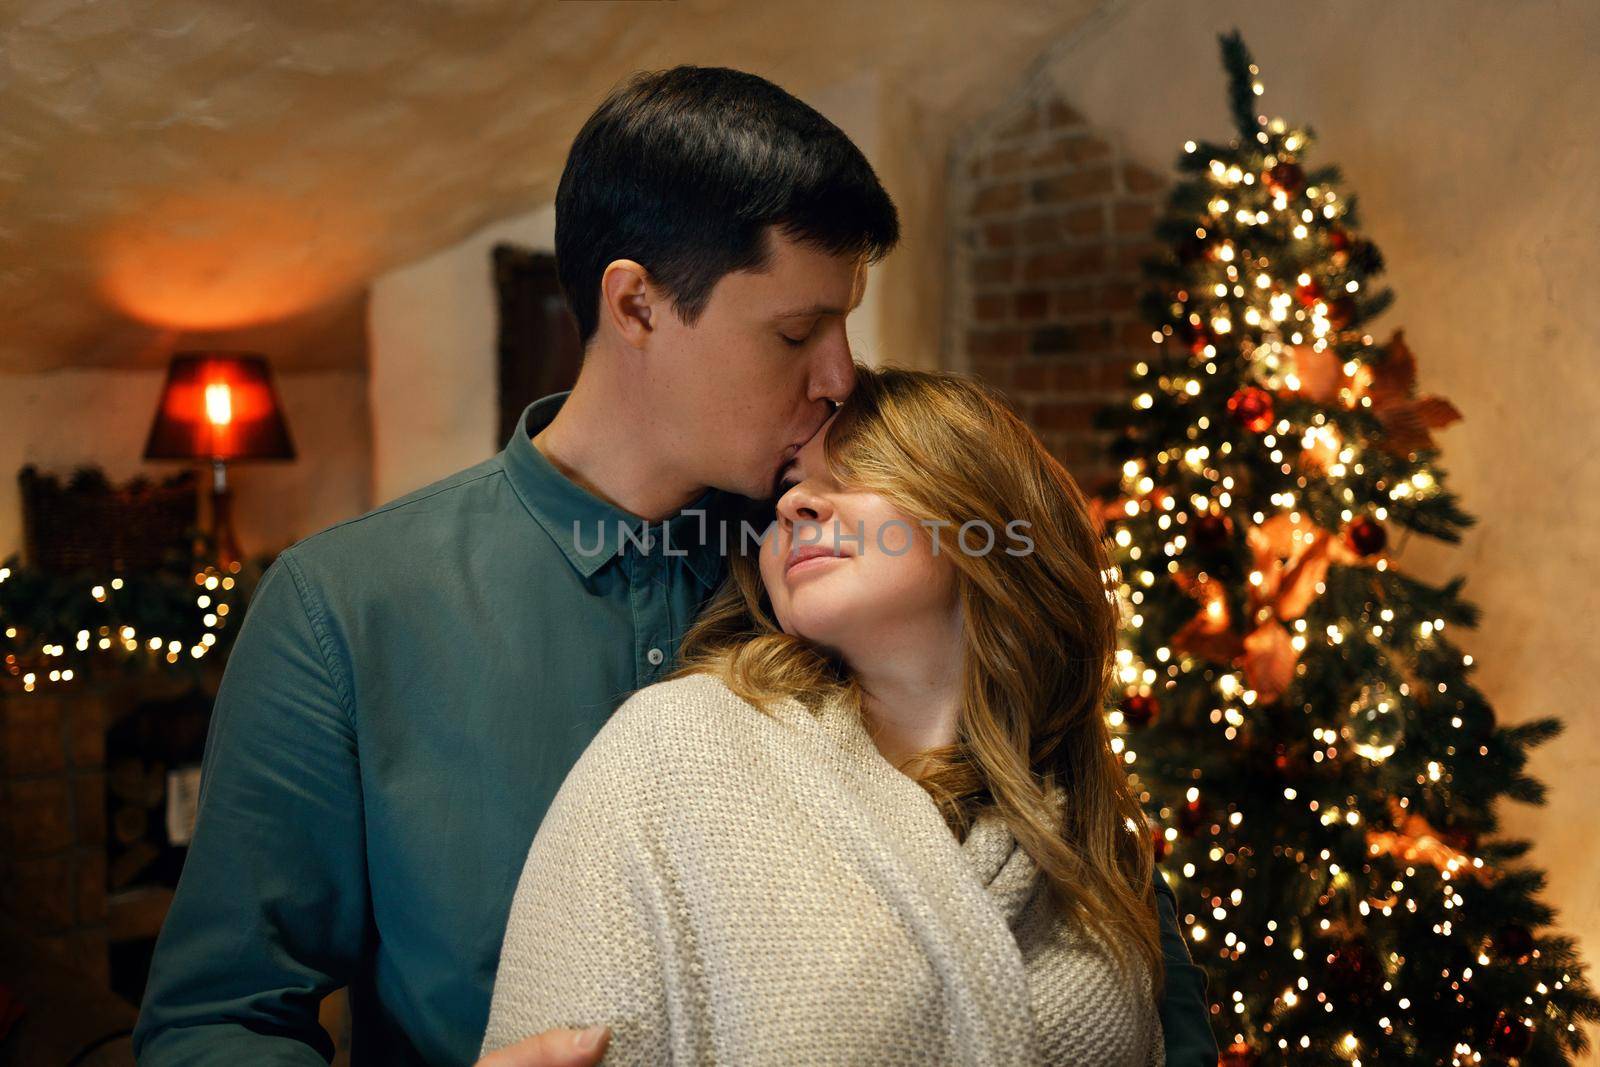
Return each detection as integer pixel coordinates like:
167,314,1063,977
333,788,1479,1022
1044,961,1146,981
598,259,654,349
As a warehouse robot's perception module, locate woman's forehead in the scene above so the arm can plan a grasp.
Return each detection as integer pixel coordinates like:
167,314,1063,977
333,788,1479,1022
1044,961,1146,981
785,411,840,481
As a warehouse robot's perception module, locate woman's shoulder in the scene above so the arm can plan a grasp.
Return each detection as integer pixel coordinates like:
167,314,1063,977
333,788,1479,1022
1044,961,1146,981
562,672,801,827
597,670,780,761
544,674,746,823
619,668,743,711
612,669,746,726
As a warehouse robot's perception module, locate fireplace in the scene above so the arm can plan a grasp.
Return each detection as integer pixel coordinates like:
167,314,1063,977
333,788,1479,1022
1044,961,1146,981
0,667,220,1013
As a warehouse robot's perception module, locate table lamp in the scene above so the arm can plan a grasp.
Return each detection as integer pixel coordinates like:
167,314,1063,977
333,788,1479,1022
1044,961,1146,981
143,351,295,566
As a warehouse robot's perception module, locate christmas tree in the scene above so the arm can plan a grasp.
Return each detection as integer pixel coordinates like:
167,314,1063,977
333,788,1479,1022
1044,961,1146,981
1092,29,1600,1065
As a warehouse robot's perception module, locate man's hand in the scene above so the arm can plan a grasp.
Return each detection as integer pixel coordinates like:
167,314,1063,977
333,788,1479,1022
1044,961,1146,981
475,1025,610,1066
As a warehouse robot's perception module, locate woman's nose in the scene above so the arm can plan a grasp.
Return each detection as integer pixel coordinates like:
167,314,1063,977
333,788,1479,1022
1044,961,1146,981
776,482,832,528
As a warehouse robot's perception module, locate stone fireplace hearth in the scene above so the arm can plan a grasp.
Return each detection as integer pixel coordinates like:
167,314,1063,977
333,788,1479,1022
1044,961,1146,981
1,666,222,1060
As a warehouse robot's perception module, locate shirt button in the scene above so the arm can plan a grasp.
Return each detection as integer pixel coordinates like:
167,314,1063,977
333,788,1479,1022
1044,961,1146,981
646,647,664,666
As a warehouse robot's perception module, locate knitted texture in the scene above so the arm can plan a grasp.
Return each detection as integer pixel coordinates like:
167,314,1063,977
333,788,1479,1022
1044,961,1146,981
481,671,1164,1066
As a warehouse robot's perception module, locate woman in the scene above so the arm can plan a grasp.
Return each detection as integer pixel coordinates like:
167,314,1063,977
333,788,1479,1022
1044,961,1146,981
480,366,1175,1065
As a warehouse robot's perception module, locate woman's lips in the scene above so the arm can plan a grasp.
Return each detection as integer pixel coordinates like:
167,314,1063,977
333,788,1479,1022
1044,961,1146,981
786,553,848,578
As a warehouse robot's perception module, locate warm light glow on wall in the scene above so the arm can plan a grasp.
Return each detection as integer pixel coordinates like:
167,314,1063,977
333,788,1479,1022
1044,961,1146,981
94,189,373,330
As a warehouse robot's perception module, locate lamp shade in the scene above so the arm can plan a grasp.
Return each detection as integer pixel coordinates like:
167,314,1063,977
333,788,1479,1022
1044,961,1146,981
143,351,295,462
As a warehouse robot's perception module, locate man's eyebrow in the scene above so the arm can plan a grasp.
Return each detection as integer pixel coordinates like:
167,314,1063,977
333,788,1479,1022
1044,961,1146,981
774,303,842,320
773,293,865,320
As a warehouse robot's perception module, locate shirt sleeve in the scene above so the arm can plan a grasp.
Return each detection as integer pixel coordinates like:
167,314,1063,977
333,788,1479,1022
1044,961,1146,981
132,551,371,1066
1152,866,1220,1066
480,701,672,1065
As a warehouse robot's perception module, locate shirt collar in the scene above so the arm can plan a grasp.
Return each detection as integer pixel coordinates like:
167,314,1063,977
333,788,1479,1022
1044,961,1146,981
500,391,734,588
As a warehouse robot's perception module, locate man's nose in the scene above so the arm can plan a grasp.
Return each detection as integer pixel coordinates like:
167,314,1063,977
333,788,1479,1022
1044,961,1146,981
811,330,857,407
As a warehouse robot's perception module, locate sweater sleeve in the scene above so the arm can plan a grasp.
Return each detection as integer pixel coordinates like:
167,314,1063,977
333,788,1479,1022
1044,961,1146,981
479,700,673,1064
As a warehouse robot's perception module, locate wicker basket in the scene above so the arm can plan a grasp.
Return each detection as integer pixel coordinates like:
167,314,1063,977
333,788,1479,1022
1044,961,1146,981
18,464,199,574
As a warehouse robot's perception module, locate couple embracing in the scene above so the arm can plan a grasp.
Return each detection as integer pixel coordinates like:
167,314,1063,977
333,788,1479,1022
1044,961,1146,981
134,65,1217,1067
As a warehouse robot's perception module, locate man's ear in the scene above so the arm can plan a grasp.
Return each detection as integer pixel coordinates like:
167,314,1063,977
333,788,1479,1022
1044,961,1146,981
599,259,655,350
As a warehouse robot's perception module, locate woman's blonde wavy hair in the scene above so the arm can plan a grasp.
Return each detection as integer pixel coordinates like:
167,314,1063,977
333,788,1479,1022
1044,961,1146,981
665,363,1162,985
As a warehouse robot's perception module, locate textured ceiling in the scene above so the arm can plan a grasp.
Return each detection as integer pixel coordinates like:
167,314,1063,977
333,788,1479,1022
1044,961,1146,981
0,0,1098,373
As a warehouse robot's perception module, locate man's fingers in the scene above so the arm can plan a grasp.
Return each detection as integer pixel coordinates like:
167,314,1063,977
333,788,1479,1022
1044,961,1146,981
474,1025,611,1067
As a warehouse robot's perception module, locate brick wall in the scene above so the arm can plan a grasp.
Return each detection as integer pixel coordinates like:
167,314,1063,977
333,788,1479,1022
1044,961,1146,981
1,684,113,981
0,670,211,987
948,90,1168,491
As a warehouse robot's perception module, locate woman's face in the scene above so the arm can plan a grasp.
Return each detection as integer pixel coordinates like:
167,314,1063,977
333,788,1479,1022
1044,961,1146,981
758,412,959,657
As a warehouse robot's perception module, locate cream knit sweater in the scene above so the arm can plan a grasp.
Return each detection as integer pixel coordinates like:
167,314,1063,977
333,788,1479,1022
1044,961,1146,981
481,671,1163,1066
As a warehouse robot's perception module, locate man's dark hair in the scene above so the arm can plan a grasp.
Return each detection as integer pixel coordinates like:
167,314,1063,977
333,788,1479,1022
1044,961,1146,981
555,65,901,346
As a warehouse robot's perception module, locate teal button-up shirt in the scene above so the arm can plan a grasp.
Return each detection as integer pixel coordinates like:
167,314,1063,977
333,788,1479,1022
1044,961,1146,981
134,391,1216,1066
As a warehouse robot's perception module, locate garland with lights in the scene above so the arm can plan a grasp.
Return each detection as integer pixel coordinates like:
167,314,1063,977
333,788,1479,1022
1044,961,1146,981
1092,29,1599,1066
0,543,270,692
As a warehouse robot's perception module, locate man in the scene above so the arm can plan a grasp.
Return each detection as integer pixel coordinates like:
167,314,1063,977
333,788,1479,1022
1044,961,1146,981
134,66,1217,1066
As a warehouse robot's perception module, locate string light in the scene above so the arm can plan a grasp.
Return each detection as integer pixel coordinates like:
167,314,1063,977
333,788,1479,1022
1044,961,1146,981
2,560,245,692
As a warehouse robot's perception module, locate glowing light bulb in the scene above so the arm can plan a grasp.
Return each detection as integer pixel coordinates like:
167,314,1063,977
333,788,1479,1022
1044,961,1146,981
205,382,233,426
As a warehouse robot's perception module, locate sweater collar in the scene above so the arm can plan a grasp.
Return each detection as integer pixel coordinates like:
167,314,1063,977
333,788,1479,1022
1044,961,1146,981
961,808,1038,927
802,685,1042,914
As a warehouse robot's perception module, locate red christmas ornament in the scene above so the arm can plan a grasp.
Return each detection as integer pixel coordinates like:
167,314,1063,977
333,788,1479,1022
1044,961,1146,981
1328,294,1359,330
1487,1011,1534,1056
1276,752,1310,777
1327,939,1379,986
1220,1041,1259,1067
1175,317,1217,355
1295,278,1325,307
1493,923,1535,963
1191,513,1232,556
1177,798,1208,836
1227,386,1275,433
1344,516,1387,557
1177,231,1210,264
1122,692,1160,729
1327,227,1352,254
1270,741,1315,778
1266,160,1305,197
